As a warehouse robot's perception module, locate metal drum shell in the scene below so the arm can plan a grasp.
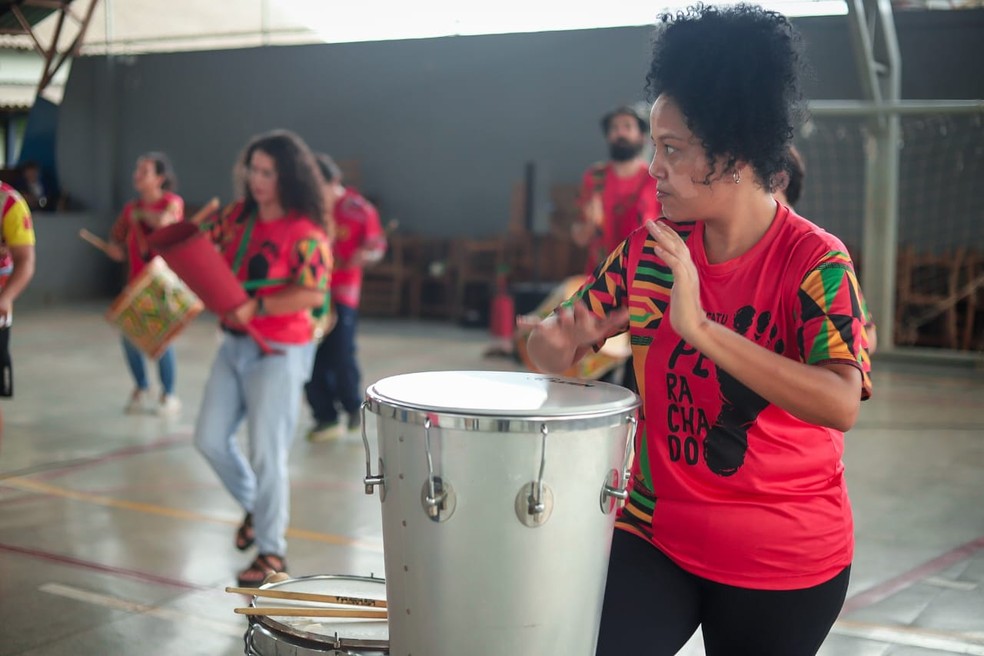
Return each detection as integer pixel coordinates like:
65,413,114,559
364,371,639,656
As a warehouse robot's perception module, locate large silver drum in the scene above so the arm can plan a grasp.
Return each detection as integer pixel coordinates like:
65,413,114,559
244,575,388,655
362,371,639,656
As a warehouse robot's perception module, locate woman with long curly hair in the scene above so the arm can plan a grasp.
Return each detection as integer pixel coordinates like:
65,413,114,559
527,5,871,653
194,129,332,586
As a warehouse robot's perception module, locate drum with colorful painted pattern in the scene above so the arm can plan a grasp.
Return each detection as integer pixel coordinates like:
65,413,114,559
105,256,203,359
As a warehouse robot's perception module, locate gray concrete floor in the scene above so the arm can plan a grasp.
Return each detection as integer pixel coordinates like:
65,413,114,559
0,303,982,655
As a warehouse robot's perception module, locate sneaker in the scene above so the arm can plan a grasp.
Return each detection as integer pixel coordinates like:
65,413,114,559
124,389,149,415
158,395,182,417
346,411,361,433
307,421,343,443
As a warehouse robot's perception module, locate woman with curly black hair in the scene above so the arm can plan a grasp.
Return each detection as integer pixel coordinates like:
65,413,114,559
194,129,332,586
526,5,871,653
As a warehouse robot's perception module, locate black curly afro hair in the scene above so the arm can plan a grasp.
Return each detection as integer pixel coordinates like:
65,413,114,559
645,4,805,190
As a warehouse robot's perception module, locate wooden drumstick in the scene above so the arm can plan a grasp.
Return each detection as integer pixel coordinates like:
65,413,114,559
225,586,387,609
78,229,113,255
188,197,220,225
234,606,387,619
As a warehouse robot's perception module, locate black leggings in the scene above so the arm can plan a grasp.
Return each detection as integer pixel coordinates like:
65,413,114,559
596,531,850,656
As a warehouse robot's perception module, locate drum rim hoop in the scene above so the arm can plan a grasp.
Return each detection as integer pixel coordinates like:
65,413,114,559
365,396,639,433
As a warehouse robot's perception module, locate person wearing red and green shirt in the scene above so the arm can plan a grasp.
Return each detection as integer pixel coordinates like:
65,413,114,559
305,154,386,442
527,7,871,654
195,130,332,587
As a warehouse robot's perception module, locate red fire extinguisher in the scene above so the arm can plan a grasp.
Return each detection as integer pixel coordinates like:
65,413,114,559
490,265,515,341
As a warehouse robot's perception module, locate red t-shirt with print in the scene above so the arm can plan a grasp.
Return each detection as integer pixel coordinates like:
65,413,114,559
568,204,871,590
330,188,386,308
109,192,184,280
209,202,332,344
579,161,660,273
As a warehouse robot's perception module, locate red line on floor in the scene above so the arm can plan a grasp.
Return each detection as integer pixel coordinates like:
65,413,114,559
0,541,210,591
32,433,192,481
841,535,984,615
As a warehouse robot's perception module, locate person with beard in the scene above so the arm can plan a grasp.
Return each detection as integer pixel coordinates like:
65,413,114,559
572,105,661,274
527,6,871,654
194,129,332,586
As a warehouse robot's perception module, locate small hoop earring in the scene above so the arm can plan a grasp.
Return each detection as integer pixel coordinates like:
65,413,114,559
733,169,741,184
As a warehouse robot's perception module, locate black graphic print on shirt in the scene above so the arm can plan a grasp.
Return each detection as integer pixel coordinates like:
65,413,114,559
703,305,786,476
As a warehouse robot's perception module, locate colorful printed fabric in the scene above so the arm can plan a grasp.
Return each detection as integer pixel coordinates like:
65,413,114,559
210,201,331,344
0,182,36,290
569,204,870,590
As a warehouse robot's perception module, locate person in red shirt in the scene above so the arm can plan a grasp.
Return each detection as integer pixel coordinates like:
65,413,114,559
103,153,184,415
194,130,331,586
527,6,870,654
570,106,662,391
572,105,661,274
305,154,386,442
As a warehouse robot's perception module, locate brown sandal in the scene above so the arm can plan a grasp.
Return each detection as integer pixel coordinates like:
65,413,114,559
237,553,287,587
235,513,254,551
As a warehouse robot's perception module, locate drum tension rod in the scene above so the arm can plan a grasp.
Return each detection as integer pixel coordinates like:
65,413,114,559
361,402,384,495
528,424,549,516
423,417,447,517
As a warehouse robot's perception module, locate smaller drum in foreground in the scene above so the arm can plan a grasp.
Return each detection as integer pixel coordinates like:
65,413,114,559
244,575,388,656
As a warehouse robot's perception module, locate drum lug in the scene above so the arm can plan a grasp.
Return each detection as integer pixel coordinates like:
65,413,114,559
515,481,554,527
516,423,554,526
421,416,456,521
599,414,637,514
421,476,456,521
599,468,628,514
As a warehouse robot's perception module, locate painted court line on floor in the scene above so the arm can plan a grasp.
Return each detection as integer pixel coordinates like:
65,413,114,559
832,620,984,655
39,582,242,637
842,535,984,614
0,476,383,552
0,542,208,591
0,433,192,483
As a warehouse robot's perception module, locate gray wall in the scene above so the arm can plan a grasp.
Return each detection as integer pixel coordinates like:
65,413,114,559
20,211,122,307
42,10,984,302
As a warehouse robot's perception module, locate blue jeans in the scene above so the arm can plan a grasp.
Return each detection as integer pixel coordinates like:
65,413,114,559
194,334,316,556
121,338,175,395
304,303,361,425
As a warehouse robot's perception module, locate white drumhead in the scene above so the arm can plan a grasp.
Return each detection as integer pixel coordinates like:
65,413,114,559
254,575,388,645
366,371,637,418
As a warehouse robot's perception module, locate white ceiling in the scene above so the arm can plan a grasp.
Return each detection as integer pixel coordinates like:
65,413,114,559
6,0,324,56
4,0,870,57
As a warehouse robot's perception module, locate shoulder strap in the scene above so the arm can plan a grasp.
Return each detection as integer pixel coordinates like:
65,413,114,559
129,204,151,258
231,211,256,275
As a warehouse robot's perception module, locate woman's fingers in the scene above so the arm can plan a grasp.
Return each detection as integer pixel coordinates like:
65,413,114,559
645,220,686,264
